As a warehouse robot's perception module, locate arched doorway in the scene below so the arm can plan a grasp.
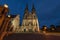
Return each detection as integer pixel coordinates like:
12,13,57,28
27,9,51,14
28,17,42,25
29,29,33,32
24,29,26,32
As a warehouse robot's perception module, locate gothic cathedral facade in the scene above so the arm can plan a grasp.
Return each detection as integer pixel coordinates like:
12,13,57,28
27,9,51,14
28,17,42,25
20,5,40,32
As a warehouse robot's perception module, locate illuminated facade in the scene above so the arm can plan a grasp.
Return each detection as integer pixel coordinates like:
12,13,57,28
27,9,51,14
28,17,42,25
21,5,40,32
0,4,40,40
0,4,40,33
11,15,20,32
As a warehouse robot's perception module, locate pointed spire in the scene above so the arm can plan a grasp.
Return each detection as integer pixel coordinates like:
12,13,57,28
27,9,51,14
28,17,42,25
32,4,35,9
32,4,36,12
24,4,29,14
32,4,36,14
25,4,28,11
24,4,29,19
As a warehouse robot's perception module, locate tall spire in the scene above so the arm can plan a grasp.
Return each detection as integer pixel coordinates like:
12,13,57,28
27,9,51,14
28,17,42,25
24,4,29,14
32,4,36,13
24,4,29,19
31,4,37,19
26,4,28,9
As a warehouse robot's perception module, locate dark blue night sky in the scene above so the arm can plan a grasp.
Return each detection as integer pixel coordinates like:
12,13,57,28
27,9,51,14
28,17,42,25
0,0,60,28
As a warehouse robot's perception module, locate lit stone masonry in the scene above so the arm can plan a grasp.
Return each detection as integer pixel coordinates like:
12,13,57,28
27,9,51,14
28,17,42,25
11,15,20,32
10,4,40,33
21,4,40,32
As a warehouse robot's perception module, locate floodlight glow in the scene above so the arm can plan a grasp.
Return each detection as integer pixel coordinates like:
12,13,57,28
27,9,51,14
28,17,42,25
4,4,8,8
8,15,10,17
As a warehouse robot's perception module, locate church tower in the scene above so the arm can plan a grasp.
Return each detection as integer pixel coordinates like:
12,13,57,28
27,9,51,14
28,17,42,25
31,4,40,32
23,4,29,19
21,4,40,32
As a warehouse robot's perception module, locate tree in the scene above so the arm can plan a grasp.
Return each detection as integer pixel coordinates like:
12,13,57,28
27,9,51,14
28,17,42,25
50,25,56,32
42,25,47,31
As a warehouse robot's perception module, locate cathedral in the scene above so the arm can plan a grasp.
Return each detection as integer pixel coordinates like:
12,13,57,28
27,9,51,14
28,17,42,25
20,5,40,32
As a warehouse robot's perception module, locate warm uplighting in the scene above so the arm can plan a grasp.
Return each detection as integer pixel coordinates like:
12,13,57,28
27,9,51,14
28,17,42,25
8,15,10,17
44,27,47,30
4,4,8,8
43,27,47,31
